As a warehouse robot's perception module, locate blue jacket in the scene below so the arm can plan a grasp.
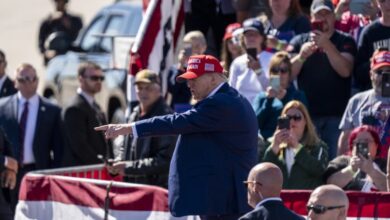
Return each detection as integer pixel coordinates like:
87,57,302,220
135,83,258,216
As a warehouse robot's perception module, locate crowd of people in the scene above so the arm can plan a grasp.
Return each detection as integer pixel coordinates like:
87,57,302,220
0,0,390,219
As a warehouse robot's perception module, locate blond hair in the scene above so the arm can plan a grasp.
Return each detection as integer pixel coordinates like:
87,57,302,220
183,30,206,46
281,100,320,146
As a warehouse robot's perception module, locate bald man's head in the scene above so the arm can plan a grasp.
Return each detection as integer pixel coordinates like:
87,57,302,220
307,185,349,220
245,163,283,208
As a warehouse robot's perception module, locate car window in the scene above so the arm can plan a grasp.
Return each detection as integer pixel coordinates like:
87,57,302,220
127,8,142,36
80,15,106,51
101,15,125,52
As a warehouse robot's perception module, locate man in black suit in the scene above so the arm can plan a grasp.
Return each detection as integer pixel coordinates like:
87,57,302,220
0,129,18,220
62,61,111,166
0,50,17,98
0,63,63,212
239,162,304,220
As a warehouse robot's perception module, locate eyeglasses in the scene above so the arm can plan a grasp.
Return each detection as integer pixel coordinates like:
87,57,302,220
271,67,289,74
84,75,105,82
307,204,345,214
286,114,303,121
17,76,38,83
373,69,390,75
243,181,262,187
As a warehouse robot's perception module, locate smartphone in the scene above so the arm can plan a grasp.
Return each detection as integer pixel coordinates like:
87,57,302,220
246,48,258,60
269,75,280,91
277,116,290,129
311,20,324,32
184,44,192,57
382,72,390,97
355,142,369,159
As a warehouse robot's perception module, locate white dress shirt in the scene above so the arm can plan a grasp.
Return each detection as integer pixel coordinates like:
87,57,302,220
18,92,39,164
77,87,95,107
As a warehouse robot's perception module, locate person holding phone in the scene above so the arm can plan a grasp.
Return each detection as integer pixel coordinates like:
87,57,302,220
166,31,207,112
263,100,328,189
338,50,390,166
229,18,273,103
252,52,307,140
289,0,357,161
324,125,387,191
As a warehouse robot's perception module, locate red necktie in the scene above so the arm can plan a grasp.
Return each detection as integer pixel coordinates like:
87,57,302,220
19,101,29,163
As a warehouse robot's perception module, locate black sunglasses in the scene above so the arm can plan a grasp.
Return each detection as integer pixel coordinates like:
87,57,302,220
17,76,38,83
286,114,302,121
84,75,105,82
307,204,345,214
373,69,390,75
271,67,289,74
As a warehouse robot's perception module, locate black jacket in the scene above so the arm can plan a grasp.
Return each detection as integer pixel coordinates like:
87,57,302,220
0,76,17,98
121,97,176,188
239,200,304,220
62,94,111,166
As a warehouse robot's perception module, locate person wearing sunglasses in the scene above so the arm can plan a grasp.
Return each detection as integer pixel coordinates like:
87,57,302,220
307,184,349,220
0,63,63,213
324,125,387,192
62,61,112,167
263,100,328,189
252,51,308,142
239,162,304,220
0,50,17,98
338,49,390,168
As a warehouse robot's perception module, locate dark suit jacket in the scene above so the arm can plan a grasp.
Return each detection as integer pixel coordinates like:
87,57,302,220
239,200,304,220
0,94,63,169
0,76,17,98
0,129,14,216
62,94,111,166
135,83,258,217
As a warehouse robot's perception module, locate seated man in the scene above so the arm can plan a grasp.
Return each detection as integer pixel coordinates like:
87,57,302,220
307,184,349,220
239,162,304,220
108,70,176,188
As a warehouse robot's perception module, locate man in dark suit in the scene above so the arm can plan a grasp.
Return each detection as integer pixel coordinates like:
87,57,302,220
239,162,304,220
96,55,258,219
0,129,18,220
0,50,17,98
0,63,63,212
62,61,111,166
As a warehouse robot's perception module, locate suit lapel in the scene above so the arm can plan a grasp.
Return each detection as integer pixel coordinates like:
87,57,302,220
32,98,45,157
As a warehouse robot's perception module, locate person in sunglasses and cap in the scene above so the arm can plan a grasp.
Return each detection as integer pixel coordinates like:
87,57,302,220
62,61,112,167
307,184,349,220
0,63,63,213
338,49,390,168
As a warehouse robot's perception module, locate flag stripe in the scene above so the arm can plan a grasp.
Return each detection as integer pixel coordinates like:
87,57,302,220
19,174,169,211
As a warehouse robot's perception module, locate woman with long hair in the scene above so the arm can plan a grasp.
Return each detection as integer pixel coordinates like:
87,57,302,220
263,100,328,189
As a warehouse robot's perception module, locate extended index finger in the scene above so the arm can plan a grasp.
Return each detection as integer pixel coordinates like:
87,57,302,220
94,125,109,131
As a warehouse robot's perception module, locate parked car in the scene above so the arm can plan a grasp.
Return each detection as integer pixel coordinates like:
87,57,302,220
42,0,142,122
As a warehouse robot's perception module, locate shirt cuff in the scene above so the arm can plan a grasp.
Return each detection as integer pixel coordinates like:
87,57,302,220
4,157,7,167
130,122,138,138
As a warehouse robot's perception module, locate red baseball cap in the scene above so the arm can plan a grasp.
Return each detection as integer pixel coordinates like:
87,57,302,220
371,51,390,71
176,55,223,83
223,23,241,41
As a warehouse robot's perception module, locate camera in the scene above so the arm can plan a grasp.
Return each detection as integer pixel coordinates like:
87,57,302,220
277,116,290,129
246,48,258,60
381,72,390,97
355,142,369,159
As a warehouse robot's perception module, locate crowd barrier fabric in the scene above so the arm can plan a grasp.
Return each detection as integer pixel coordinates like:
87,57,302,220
15,165,198,220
